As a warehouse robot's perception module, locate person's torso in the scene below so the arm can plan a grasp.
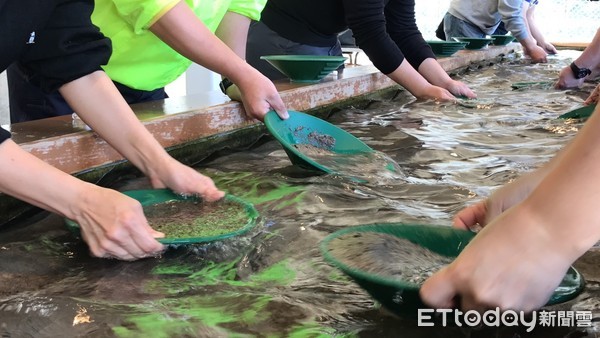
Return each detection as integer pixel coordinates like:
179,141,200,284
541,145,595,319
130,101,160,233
261,0,349,46
92,0,238,90
0,0,56,71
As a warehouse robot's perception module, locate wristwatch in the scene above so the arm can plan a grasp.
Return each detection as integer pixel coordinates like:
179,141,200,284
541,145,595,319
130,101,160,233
219,78,234,94
570,62,592,79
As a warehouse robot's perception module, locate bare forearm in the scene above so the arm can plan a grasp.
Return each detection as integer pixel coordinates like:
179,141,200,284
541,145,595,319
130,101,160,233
149,1,255,84
574,28,600,71
0,139,85,218
386,59,432,96
215,11,250,60
527,19,546,46
59,71,171,178
417,58,454,88
518,36,540,51
522,105,600,259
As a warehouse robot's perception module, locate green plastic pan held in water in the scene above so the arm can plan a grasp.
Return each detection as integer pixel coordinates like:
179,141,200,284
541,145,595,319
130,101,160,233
557,103,597,120
65,189,259,245
320,223,585,318
511,81,555,90
264,110,375,173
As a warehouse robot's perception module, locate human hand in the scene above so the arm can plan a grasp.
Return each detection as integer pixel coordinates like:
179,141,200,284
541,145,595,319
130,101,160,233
422,204,572,312
148,158,225,202
445,80,476,99
524,45,548,63
417,85,456,102
74,184,165,260
584,83,600,105
237,70,288,121
453,171,540,230
539,41,558,55
555,65,586,89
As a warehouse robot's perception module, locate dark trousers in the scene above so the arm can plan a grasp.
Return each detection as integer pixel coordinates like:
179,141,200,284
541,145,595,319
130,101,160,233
7,63,168,123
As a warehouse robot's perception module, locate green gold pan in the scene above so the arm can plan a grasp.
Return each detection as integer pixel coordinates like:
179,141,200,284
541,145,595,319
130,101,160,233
511,81,555,90
558,104,597,120
65,189,259,245
321,223,585,317
264,110,375,174
260,55,346,83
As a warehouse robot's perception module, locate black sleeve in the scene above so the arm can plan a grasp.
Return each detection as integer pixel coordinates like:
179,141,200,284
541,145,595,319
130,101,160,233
18,0,112,92
342,0,434,75
0,128,11,144
384,0,434,69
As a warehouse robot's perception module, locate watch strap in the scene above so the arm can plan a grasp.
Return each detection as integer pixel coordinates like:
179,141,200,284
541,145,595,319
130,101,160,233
570,62,592,79
219,78,234,94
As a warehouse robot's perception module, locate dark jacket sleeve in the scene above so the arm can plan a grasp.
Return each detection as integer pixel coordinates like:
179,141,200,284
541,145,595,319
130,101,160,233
0,128,10,144
343,0,434,75
384,0,435,70
18,0,112,92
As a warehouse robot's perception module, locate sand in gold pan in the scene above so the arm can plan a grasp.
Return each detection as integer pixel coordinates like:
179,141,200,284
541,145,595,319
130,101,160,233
306,131,335,148
329,232,453,285
143,200,248,238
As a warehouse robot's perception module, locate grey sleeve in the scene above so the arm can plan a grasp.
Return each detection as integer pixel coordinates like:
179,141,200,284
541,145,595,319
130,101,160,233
499,0,529,41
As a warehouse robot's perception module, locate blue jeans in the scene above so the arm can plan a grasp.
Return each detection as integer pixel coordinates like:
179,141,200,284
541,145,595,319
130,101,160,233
437,17,507,40
8,64,168,123
246,21,343,80
443,12,487,40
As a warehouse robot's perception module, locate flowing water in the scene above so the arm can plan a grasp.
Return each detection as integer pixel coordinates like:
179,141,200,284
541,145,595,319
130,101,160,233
327,232,454,285
2,51,600,337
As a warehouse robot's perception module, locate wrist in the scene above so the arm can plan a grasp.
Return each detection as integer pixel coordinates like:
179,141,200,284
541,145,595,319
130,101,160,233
67,181,97,221
412,84,438,99
570,62,592,79
128,141,173,181
520,38,537,50
437,77,455,90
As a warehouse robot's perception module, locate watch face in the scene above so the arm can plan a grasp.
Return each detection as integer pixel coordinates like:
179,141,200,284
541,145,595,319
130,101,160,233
571,63,592,79
579,69,592,79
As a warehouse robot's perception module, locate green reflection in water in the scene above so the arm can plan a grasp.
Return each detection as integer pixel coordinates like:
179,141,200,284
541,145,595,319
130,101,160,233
211,172,306,210
287,323,344,338
149,259,296,289
246,259,296,285
327,269,349,283
151,263,195,276
113,293,347,337
114,292,327,337
112,260,317,336
111,298,241,337
187,260,239,285
113,172,315,336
